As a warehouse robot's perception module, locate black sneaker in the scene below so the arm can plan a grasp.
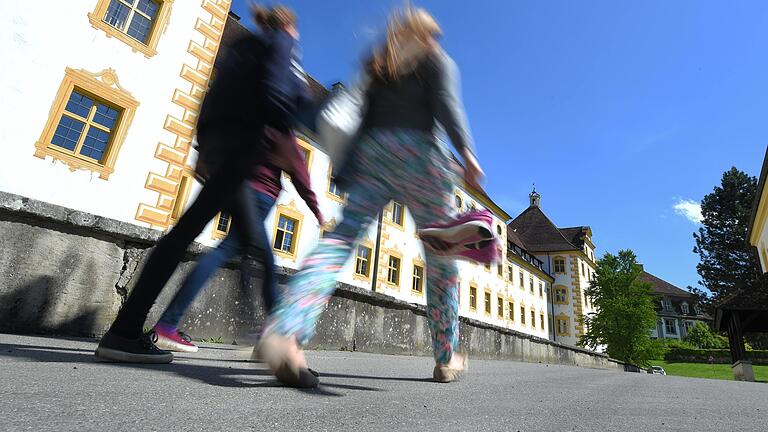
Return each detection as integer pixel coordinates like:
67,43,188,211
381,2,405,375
95,331,173,363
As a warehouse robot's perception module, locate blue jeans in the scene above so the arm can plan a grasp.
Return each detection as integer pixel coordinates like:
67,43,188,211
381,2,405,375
158,190,277,329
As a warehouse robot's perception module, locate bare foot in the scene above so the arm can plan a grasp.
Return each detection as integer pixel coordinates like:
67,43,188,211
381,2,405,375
438,353,465,370
285,335,307,369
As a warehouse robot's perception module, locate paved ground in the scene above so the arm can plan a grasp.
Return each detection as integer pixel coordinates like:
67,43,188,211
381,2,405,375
1,334,765,431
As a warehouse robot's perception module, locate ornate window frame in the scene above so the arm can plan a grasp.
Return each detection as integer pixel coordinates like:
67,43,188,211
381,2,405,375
272,203,305,260
411,259,425,295
483,288,492,316
88,0,175,58
211,212,231,240
554,285,569,305
34,67,138,180
353,241,374,282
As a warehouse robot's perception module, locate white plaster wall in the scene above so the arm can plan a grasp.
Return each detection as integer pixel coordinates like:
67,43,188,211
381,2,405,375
0,2,209,227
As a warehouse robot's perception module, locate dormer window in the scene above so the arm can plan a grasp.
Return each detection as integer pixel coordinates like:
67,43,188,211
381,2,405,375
661,298,672,311
681,302,689,314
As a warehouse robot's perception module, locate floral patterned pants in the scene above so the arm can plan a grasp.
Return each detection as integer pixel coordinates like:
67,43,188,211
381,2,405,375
263,129,460,364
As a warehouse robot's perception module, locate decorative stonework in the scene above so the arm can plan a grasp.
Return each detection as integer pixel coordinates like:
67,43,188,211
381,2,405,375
570,254,585,338
136,0,231,229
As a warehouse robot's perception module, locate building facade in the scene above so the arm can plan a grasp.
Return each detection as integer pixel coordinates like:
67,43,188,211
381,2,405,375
507,190,598,346
2,0,603,345
749,147,768,274
639,271,711,340
1,0,231,236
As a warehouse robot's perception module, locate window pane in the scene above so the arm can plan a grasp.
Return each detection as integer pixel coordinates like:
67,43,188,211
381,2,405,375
51,115,85,151
392,202,403,225
93,104,119,129
79,127,111,162
104,0,131,30
127,13,153,44
285,218,295,232
65,91,94,118
136,0,159,18
282,232,293,252
273,230,285,250
217,213,231,232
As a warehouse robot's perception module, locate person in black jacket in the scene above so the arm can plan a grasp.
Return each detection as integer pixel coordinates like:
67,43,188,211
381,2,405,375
95,5,310,364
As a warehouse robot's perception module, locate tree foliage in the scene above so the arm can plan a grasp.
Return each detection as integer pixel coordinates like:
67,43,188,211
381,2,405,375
683,322,728,349
581,250,665,367
693,167,759,301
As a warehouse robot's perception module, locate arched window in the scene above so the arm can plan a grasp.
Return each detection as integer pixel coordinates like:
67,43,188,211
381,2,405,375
455,194,462,209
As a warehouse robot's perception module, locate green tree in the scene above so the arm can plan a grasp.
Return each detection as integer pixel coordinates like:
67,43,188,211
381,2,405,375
693,167,759,302
683,322,724,349
581,250,665,367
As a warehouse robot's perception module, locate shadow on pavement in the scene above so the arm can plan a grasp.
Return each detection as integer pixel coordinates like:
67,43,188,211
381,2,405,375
0,342,385,396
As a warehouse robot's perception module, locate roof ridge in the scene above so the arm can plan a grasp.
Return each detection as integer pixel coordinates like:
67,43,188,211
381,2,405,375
640,271,691,296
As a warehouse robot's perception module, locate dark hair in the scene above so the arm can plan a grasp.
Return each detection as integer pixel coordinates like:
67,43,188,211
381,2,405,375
250,3,296,30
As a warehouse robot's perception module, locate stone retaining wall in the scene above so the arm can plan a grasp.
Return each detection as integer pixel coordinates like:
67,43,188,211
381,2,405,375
0,191,629,371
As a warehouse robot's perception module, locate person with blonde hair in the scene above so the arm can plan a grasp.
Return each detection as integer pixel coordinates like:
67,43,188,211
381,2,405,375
257,6,484,387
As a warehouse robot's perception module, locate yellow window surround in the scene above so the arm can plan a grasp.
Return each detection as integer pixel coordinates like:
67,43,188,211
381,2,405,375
411,262,425,295
386,252,402,287
88,0,174,58
353,241,373,282
170,167,195,224
553,256,566,273
389,201,406,229
497,295,504,318
295,136,314,172
272,203,304,260
556,314,571,336
35,68,138,180
554,285,569,305
483,289,492,315
469,285,477,311
211,212,231,240
326,161,346,203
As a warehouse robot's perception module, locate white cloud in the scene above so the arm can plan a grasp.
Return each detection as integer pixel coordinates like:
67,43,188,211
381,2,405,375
673,199,703,224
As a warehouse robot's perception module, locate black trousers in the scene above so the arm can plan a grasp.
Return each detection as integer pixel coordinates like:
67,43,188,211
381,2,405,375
110,129,267,339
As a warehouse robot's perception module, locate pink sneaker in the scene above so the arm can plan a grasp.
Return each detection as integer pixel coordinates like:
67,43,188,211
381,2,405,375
418,210,495,246
152,324,199,353
421,235,501,264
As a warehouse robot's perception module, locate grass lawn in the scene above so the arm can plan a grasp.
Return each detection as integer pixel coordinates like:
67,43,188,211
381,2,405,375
650,360,768,382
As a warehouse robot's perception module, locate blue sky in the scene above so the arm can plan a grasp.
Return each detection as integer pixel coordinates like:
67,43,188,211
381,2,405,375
232,0,767,291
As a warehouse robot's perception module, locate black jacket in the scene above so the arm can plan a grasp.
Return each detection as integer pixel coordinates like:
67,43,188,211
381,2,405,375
197,29,310,138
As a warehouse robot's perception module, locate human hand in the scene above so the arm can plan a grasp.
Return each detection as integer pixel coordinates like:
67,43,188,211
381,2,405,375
462,151,484,189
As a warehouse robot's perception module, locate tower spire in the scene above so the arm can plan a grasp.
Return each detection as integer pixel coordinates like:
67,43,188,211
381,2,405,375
529,184,541,207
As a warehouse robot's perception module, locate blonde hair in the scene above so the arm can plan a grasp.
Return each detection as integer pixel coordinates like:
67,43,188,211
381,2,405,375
250,3,296,30
369,7,442,81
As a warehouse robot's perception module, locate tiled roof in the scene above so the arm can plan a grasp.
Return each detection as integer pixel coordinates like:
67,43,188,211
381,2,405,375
638,271,692,298
508,206,580,252
506,225,528,250
559,227,587,249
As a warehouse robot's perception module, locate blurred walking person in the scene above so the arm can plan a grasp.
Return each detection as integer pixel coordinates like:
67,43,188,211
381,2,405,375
95,5,311,363
151,127,323,353
257,6,484,387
